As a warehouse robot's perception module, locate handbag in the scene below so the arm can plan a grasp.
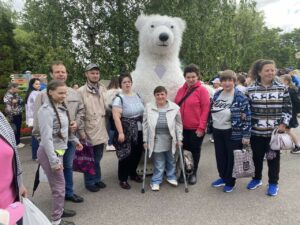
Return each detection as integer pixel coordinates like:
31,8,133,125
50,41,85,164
269,128,294,151
23,198,52,225
73,141,96,175
232,145,255,178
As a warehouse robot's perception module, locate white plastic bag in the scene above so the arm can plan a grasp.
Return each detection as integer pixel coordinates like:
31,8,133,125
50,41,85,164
270,128,294,150
23,198,52,225
39,166,48,183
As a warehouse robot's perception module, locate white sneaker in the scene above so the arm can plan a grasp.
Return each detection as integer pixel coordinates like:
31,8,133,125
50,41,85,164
167,179,178,187
106,145,116,151
17,143,25,148
209,137,214,143
150,183,160,191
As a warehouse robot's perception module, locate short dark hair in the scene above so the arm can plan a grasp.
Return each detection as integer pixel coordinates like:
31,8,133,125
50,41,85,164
118,72,132,87
237,74,246,85
184,64,201,78
8,83,18,89
49,61,66,73
220,70,237,82
153,86,167,95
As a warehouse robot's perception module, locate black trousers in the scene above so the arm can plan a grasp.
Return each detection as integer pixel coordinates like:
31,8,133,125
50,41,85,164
12,114,22,145
251,136,280,184
213,128,242,187
182,129,205,174
118,132,143,182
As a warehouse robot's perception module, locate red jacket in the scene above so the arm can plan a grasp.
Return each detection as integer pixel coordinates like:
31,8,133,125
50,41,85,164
175,81,210,132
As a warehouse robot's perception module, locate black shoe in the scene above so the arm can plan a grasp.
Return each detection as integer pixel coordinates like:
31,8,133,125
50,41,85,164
188,174,197,185
130,175,143,183
119,181,131,190
85,185,100,192
178,173,184,184
62,209,76,218
291,146,300,154
95,181,107,189
59,219,75,225
65,194,84,203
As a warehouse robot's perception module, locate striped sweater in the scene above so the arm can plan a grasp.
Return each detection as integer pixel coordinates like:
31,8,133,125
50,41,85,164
246,80,292,137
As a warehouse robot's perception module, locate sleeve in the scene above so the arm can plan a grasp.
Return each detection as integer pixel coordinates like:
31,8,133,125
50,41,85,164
281,87,292,126
38,107,60,169
27,93,35,120
112,96,122,108
75,91,85,134
69,133,80,145
142,106,149,143
32,92,45,138
175,110,183,141
197,87,211,133
241,96,252,139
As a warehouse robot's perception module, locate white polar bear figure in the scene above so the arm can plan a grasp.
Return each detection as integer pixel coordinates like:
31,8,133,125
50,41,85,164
132,14,186,103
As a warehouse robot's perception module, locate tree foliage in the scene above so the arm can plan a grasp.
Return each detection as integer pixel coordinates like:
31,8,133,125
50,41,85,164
1,0,299,84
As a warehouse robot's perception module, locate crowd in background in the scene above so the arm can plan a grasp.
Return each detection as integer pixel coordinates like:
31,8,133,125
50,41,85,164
1,59,300,225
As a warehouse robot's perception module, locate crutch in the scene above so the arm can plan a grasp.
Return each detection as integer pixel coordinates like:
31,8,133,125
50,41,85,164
141,147,148,193
178,146,189,193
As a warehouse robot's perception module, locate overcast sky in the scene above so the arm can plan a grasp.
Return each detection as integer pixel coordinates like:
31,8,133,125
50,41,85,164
9,0,300,32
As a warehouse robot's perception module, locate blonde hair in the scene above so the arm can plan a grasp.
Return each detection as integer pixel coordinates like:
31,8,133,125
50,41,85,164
281,74,296,89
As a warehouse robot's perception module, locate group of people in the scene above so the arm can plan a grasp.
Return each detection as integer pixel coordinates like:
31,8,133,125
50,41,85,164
1,59,299,225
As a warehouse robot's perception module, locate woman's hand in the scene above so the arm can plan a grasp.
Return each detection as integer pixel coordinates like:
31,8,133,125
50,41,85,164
143,143,148,150
53,164,63,172
19,184,28,198
176,141,183,147
242,138,250,145
195,130,204,137
76,143,83,151
118,133,125,143
278,124,286,133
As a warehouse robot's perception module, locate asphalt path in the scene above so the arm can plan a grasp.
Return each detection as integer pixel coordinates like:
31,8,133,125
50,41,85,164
19,126,300,225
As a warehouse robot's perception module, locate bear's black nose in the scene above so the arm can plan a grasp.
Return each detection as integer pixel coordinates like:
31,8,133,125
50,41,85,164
159,33,169,42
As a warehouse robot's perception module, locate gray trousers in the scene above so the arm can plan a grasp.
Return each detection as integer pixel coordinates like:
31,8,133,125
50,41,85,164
37,147,65,222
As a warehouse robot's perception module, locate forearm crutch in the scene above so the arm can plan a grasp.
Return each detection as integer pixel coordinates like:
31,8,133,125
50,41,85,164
178,146,189,193
141,147,148,193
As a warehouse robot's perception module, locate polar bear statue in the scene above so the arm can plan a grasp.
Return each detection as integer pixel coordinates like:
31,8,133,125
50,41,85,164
132,14,186,103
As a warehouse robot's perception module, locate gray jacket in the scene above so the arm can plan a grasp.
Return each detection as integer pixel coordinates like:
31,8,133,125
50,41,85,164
38,98,79,169
33,87,84,138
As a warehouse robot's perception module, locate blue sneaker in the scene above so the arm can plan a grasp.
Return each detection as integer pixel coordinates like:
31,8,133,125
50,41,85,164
267,184,279,196
211,178,225,187
223,185,235,193
247,179,262,190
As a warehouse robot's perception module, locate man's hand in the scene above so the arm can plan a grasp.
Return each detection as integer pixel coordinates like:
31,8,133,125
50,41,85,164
176,141,183,147
242,138,250,145
70,121,77,132
143,143,148,150
118,133,125,143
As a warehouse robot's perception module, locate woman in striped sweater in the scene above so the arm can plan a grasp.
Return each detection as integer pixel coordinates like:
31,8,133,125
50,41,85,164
246,59,292,196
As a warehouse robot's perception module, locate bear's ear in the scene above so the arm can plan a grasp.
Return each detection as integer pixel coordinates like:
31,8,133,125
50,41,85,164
174,17,186,32
135,14,148,31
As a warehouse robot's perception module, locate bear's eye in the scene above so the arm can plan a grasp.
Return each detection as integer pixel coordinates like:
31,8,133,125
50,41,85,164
171,25,174,29
151,25,154,28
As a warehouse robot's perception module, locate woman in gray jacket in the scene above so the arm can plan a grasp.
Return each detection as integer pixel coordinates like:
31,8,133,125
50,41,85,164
37,80,82,225
143,86,183,191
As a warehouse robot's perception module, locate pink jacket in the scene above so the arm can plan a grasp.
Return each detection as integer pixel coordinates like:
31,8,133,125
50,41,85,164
175,81,210,133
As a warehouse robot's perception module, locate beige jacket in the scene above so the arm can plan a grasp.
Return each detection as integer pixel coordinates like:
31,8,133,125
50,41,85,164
143,101,183,157
33,87,84,138
78,83,108,146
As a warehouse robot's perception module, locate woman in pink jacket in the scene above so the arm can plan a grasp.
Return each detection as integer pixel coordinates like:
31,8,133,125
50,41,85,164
175,64,210,185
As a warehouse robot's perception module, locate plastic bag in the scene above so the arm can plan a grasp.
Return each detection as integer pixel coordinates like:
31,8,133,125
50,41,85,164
73,141,96,175
232,145,255,179
23,198,52,225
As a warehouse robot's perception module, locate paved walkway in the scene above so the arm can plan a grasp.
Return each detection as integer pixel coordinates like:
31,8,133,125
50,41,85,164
20,127,300,225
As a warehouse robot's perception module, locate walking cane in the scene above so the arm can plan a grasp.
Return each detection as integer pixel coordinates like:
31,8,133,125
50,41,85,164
178,146,189,193
141,147,148,193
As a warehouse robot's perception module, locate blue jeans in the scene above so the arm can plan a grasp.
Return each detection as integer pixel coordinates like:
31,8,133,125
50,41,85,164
84,144,104,186
151,150,177,185
31,135,39,160
63,141,76,197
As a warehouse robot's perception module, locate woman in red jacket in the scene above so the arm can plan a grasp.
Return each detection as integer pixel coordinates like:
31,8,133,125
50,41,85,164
175,64,210,184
